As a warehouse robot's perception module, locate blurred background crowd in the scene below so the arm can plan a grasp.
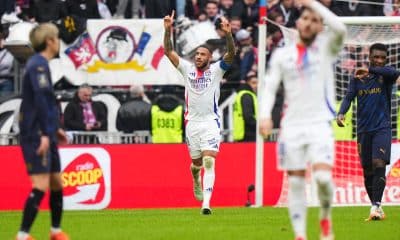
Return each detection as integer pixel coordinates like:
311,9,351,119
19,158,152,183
0,0,399,143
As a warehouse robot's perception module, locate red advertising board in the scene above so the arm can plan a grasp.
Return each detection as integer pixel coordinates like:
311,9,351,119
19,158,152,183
0,143,283,210
2,142,398,210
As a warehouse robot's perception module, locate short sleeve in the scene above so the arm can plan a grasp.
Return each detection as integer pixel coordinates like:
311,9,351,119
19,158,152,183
177,58,192,76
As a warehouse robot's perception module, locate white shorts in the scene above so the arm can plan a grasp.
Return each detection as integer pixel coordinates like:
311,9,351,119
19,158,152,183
277,122,334,171
185,119,221,159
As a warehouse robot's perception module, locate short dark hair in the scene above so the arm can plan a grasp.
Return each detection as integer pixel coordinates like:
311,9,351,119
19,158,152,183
370,43,387,55
206,0,219,6
196,44,213,54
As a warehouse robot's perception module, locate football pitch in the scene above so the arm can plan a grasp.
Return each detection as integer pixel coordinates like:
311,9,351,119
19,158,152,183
1,206,399,240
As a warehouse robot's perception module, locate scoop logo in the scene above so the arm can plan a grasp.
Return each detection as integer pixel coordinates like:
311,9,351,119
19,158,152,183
60,148,111,210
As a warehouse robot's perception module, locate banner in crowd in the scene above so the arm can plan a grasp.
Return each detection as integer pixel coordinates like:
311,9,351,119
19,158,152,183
51,19,183,86
0,143,399,210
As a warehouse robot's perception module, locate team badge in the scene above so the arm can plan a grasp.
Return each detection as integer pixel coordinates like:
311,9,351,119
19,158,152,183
38,73,48,88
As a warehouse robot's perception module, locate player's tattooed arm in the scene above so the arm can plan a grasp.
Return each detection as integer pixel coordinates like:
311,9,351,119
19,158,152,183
164,28,173,53
224,31,235,64
220,17,235,64
163,10,179,67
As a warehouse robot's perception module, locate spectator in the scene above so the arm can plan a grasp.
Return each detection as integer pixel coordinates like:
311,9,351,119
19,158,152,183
233,74,258,142
1,0,21,23
144,0,174,18
116,84,151,133
219,0,234,17
113,0,141,19
64,84,108,132
203,0,221,23
65,0,101,19
318,0,344,16
151,93,184,143
235,29,256,83
389,0,400,16
231,0,259,32
97,0,112,19
185,0,207,19
222,29,255,89
335,0,374,16
30,0,67,23
269,0,299,28
0,26,14,97
230,16,242,37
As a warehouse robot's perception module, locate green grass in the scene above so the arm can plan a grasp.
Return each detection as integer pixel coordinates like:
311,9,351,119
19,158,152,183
1,206,400,240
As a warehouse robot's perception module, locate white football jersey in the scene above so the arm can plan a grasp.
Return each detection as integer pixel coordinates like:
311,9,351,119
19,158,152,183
260,1,346,128
177,58,228,122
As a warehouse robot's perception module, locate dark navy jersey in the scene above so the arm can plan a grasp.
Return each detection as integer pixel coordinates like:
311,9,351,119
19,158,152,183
19,54,59,138
339,66,400,133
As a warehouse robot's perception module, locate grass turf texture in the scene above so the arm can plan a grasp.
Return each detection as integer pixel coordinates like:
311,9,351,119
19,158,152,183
1,206,399,240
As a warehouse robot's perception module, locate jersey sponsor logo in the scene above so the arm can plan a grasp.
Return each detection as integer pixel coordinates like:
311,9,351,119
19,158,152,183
188,70,212,92
60,148,111,210
358,87,381,96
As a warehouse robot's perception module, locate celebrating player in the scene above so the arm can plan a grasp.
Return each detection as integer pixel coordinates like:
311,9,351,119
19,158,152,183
16,23,69,240
337,43,400,221
163,10,235,214
259,0,346,239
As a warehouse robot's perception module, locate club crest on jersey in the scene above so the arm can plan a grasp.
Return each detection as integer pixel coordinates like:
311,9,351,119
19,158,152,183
38,73,48,88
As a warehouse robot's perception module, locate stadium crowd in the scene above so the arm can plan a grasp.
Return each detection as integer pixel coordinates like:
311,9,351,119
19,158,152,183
0,0,399,143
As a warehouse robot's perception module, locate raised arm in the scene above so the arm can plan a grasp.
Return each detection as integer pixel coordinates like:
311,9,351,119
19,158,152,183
163,10,179,67
369,66,400,83
220,17,235,65
299,0,347,55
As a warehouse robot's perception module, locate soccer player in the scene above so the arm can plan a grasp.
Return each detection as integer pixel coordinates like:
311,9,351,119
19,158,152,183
163,11,235,214
16,23,69,240
259,0,346,239
337,43,400,221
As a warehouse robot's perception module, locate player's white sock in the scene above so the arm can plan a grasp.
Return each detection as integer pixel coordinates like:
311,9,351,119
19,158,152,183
50,227,62,234
202,156,215,209
16,231,29,240
314,170,334,220
288,176,307,238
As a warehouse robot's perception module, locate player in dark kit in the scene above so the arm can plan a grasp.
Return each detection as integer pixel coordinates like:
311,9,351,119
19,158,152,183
16,23,69,240
337,43,400,221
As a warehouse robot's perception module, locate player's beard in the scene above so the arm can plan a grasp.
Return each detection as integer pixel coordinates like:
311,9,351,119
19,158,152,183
196,61,209,70
300,32,317,46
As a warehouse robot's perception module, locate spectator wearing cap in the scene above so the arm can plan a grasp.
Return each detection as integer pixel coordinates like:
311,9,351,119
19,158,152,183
223,28,256,89
116,84,151,133
235,29,256,84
